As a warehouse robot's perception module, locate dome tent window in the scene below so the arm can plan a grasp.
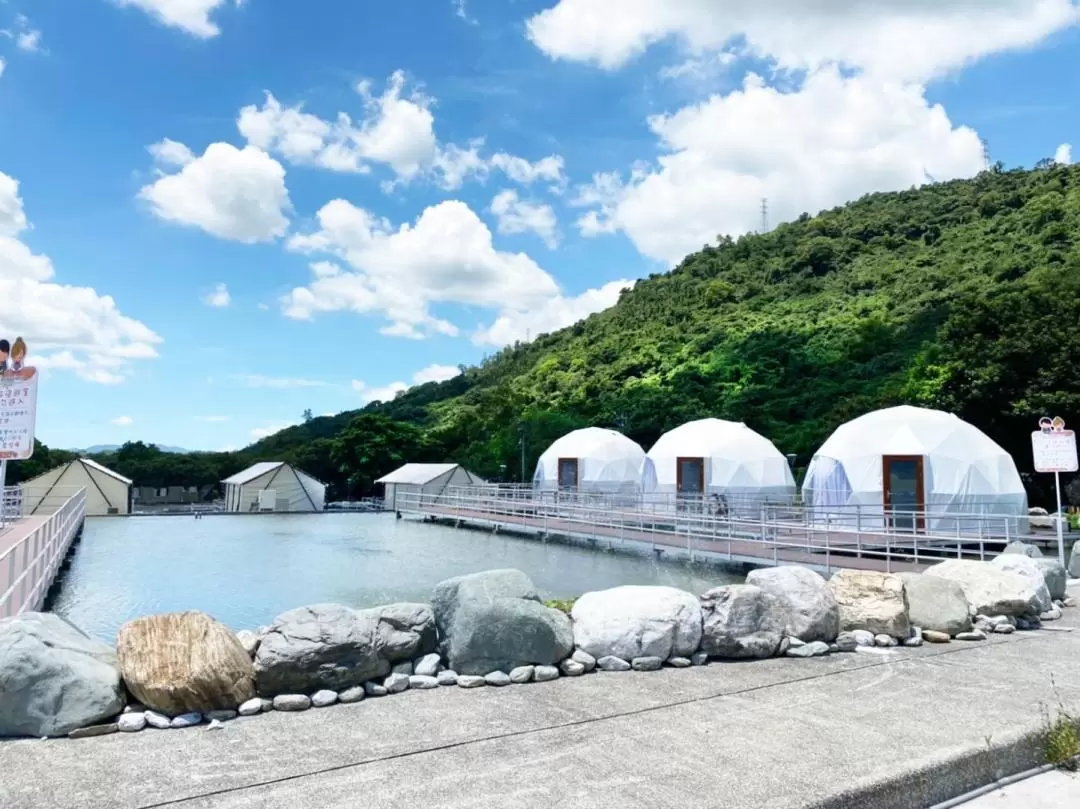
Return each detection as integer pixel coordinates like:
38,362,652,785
802,405,1028,536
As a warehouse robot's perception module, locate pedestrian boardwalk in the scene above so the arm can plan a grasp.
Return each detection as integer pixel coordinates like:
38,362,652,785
0,488,86,618
398,488,1002,575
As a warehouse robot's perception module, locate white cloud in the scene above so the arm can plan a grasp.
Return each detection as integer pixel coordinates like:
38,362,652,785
452,0,476,24
0,58,6,78
2,14,44,54
111,415,133,426
1055,143,1073,165
203,282,231,307
473,279,633,346
573,69,986,264
0,171,161,383
490,190,560,248
114,0,242,38
148,138,195,167
237,72,567,192
283,199,559,338
412,363,462,385
233,374,330,389
525,0,1080,82
199,415,229,423
139,141,291,243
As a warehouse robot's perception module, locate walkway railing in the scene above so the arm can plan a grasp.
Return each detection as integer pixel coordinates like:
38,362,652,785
0,486,87,618
396,485,1009,575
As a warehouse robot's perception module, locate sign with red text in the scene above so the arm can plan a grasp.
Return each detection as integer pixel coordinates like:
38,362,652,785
0,336,37,460
1032,416,1077,474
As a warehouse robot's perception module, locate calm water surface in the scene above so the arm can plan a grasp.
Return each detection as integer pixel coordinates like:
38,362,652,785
51,513,743,642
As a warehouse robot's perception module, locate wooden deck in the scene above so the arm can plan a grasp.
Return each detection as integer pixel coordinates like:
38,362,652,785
412,503,968,575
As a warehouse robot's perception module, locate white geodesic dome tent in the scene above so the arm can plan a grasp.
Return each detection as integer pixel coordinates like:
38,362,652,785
641,418,796,513
802,405,1027,534
533,427,645,495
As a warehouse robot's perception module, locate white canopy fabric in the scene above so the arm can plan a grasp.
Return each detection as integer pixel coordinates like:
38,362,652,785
533,427,645,493
641,418,796,510
802,405,1027,533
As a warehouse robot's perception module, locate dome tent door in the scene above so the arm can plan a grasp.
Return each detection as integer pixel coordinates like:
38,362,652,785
883,455,925,533
557,458,579,489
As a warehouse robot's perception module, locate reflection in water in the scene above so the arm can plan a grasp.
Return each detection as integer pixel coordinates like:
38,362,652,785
49,513,744,642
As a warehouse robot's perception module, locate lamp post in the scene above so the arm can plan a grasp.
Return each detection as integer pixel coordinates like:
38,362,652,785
517,423,526,483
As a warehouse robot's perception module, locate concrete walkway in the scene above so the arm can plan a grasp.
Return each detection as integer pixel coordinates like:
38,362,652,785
2,588,1079,809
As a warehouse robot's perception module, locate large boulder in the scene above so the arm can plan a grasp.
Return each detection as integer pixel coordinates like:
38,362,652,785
924,559,1040,617
371,602,438,663
1032,558,1068,601
827,570,909,638
1003,541,1042,558
746,566,839,642
434,569,572,675
0,612,125,738
571,585,702,662
1070,543,1080,579
117,611,256,715
699,585,786,659
898,573,972,636
990,555,1053,612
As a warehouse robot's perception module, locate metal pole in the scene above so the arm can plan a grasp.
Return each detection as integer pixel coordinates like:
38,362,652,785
1055,471,1065,566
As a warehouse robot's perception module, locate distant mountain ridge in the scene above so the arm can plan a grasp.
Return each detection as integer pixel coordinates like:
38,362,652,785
75,444,191,455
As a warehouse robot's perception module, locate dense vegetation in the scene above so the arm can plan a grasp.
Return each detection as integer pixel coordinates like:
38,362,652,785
16,163,1080,506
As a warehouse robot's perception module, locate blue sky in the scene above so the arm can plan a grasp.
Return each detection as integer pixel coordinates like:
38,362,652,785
0,0,1077,452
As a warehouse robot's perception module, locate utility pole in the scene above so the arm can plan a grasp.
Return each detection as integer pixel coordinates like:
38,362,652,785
761,198,769,233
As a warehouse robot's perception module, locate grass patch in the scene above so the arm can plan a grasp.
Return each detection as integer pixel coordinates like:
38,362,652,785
543,598,578,614
1041,677,1080,770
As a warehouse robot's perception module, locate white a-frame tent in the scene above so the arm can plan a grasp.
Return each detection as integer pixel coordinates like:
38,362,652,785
222,462,326,512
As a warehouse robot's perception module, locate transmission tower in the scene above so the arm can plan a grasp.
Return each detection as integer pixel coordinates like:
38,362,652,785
761,198,769,233
980,138,991,171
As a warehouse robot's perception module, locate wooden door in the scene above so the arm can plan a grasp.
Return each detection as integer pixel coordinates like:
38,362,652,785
676,457,705,511
883,455,925,532
557,458,579,489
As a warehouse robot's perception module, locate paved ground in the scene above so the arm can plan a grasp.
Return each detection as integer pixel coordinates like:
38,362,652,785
1,587,1079,809
961,769,1080,807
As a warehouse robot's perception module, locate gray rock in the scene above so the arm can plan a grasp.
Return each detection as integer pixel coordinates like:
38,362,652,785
691,651,709,666
571,649,597,672
786,641,830,658
903,636,923,648
874,634,897,647
993,623,1016,634
259,698,273,712
484,671,511,686
433,569,573,676
667,657,692,668
339,686,366,703
785,645,815,658
69,723,118,738
571,585,702,662
456,675,486,689
272,695,310,712
254,602,435,697
236,629,260,657
1064,597,1077,607
310,690,338,707
383,672,410,694
787,637,806,648
170,712,203,727
898,573,973,636
828,570,909,638
413,653,441,677
145,710,172,728
1032,558,1068,600
0,612,125,738
560,659,586,677
533,665,560,682
989,556,1053,612
1040,607,1062,622
1016,616,1042,631
597,655,631,672
118,713,146,732
436,670,458,686
852,629,875,647
1069,544,1080,578
746,565,840,643
829,643,840,653
237,698,264,716
699,584,786,659
1003,541,1042,558
631,656,663,671
923,630,950,643
835,632,858,652
409,675,439,689
509,666,534,683
205,709,238,721
926,559,1042,617
955,630,987,641
364,681,387,697
391,660,414,676
778,637,790,656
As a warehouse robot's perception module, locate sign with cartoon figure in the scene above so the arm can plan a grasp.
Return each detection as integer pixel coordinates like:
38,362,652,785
0,336,38,460
1032,416,1078,473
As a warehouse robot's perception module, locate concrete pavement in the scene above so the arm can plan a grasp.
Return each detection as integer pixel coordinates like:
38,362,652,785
2,588,1079,809
959,769,1080,808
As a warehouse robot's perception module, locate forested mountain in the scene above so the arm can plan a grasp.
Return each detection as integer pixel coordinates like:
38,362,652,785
23,163,1080,505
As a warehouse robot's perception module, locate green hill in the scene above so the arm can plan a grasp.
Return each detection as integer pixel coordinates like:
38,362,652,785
38,163,1080,504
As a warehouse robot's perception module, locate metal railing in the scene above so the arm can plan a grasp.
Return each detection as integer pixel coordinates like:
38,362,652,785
396,485,1011,575
0,486,87,618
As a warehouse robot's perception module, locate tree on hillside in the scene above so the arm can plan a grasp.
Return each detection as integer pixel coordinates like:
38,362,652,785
330,414,434,497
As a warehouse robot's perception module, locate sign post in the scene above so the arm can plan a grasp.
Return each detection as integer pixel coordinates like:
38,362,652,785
1031,416,1078,566
0,336,39,526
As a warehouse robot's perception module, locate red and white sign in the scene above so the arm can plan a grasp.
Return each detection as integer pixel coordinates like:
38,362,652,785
0,336,37,460
1031,416,1077,474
